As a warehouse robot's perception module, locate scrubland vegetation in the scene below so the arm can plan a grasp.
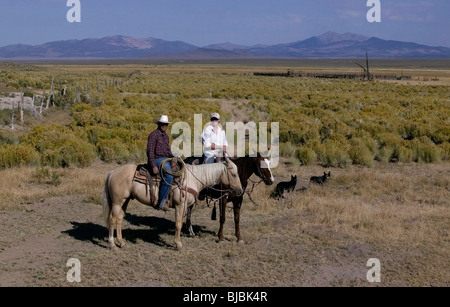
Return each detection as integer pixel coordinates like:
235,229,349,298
0,61,449,170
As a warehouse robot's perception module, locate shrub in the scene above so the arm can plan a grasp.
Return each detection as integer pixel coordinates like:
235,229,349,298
0,130,19,145
375,133,403,162
349,142,374,167
407,137,442,163
21,125,96,167
316,141,351,168
376,146,395,163
296,147,317,165
438,143,450,161
398,146,415,163
279,142,297,158
97,139,130,162
0,144,39,169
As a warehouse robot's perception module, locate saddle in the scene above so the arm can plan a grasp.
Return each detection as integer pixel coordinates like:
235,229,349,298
133,164,160,205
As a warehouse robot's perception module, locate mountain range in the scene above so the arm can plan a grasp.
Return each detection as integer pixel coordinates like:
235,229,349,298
1,32,449,59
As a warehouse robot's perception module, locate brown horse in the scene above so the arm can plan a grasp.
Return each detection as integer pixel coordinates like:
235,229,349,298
102,157,242,250
185,152,274,243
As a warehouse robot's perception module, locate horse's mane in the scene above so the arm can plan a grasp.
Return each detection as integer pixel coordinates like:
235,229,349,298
185,163,226,186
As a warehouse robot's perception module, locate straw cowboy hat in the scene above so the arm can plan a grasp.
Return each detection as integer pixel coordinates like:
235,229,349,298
154,115,172,124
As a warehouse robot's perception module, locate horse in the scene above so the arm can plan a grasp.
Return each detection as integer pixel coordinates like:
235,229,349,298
185,152,275,243
102,157,242,250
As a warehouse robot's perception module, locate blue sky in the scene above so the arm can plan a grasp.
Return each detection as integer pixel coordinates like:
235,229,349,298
0,0,449,47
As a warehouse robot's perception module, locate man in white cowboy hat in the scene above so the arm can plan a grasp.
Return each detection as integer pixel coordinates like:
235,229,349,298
201,112,227,163
147,115,174,211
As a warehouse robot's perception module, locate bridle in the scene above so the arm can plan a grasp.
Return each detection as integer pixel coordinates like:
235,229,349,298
244,156,273,206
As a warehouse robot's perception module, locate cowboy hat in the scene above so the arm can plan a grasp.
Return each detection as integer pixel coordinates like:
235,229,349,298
154,115,172,124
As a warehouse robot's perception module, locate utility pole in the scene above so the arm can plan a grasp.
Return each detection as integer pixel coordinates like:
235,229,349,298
355,51,373,81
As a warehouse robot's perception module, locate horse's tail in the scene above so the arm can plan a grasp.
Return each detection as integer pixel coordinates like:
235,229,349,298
102,170,113,227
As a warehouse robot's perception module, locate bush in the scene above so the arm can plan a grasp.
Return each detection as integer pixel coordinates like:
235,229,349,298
296,147,317,165
349,144,374,167
438,143,450,161
407,137,442,163
0,130,19,145
279,142,297,158
375,133,403,162
376,146,395,163
316,141,351,168
0,144,39,169
398,146,415,163
97,139,130,162
21,125,96,167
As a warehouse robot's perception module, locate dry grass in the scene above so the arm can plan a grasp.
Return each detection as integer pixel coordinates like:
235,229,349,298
0,160,448,286
0,159,112,211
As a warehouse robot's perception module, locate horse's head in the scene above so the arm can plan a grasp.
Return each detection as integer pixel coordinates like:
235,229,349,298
222,157,243,196
256,152,275,185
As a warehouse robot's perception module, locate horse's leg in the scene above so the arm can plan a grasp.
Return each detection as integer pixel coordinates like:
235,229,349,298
173,190,185,250
185,206,195,237
233,198,245,244
114,198,130,248
174,203,185,250
217,197,227,242
107,210,117,248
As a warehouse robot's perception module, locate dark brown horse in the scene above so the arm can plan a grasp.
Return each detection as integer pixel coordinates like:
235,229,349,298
185,152,274,243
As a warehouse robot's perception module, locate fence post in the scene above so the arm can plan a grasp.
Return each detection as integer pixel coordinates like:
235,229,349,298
19,90,24,125
11,99,15,130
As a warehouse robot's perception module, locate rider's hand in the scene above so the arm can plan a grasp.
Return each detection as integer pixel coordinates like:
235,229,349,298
153,166,159,175
170,159,177,169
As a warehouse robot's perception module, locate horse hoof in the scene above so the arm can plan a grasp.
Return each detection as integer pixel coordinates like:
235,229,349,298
237,240,245,245
176,242,183,250
115,239,126,248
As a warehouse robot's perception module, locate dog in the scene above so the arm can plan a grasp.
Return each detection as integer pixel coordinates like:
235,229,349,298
272,175,297,199
310,171,331,185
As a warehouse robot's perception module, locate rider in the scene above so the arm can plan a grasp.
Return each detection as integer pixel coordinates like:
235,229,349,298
201,112,227,164
147,115,175,212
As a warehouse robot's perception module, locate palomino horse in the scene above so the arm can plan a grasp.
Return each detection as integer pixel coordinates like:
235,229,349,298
102,157,242,250
185,152,274,243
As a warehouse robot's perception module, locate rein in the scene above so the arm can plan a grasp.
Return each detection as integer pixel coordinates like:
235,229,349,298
245,177,263,206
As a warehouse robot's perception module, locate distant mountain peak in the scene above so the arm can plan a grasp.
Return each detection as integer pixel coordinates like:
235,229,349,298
1,32,449,59
203,42,250,51
316,31,369,44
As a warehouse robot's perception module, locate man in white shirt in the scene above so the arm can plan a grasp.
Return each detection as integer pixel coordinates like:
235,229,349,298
201,112,228,163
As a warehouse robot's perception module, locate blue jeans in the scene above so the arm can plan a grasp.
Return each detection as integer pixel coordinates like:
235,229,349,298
202,154,215,164
155,157,173,208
